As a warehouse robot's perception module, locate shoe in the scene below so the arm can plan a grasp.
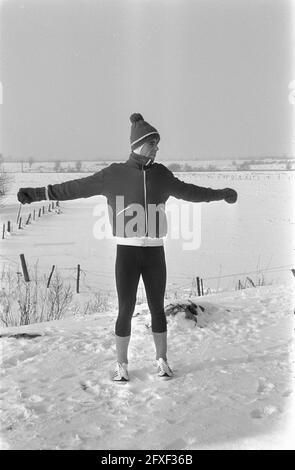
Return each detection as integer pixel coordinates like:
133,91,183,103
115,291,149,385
157,358,174,378
112,362,129,382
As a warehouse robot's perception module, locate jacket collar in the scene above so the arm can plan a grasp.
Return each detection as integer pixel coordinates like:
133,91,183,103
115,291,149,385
126,152,154,170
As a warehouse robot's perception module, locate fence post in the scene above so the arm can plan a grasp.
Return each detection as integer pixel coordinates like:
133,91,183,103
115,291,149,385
38,208,42,218
48,203,51,212
76,264,81,293
20,253,30,282
291,269,295,278
42,206,45,215
196,277,201,296
18,216,22,229
26,213,31,225
16,204,22,224
7,221,11,233
33,209,36,221
2,223,5,239
47,265,55,288
200,278,204,296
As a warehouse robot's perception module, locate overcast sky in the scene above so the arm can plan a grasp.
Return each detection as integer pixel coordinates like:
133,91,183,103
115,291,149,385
0,0,293,161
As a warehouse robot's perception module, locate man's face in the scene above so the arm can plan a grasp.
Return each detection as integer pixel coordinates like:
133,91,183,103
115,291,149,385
139,137,160,160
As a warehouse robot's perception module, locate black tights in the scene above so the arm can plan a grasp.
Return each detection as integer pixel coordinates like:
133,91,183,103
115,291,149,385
115,245,167,337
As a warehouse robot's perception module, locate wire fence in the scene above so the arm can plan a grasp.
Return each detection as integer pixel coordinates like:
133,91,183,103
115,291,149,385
1,200,61,239
1,251,294,304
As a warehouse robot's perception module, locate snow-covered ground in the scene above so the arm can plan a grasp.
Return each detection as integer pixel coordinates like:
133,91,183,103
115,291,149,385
0,170,294,449
0,283,294,450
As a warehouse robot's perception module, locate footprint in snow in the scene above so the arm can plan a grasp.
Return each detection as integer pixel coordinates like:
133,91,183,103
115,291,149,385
282,389,293,397
79,380,100,394
164,438,186,450
250,405,279,419
257,377,275,395
28,394,44,403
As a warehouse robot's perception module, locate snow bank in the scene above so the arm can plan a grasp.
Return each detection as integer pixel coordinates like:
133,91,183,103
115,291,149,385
1,283,294,450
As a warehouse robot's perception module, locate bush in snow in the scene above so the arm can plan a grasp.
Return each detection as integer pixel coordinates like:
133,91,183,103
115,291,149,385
0,170,11,205
0,265,114,326
69,290,112,317
0,265,73,326
236,274,268,290
43,271,73,322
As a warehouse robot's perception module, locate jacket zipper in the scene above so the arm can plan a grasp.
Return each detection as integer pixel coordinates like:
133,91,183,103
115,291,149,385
143,168,148,236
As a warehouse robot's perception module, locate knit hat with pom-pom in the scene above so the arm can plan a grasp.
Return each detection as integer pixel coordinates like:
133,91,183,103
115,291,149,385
130,113,160,150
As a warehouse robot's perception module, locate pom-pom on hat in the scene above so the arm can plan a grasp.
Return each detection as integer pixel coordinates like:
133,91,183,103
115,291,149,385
130,113,160,150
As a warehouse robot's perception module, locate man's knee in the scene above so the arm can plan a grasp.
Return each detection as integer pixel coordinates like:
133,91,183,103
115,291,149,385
115,318,132,336
151,310,167,333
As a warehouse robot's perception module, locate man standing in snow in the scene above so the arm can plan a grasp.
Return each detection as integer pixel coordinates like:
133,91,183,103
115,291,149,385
17,113,237,382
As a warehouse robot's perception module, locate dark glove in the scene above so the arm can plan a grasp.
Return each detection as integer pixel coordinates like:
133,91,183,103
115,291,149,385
222,188,238,204
17,187,46,204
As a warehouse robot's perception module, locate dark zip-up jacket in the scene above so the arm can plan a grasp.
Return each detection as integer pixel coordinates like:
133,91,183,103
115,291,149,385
47,153,228,238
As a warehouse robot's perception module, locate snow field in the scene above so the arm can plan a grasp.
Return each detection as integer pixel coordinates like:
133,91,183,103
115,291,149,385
0,283,294,450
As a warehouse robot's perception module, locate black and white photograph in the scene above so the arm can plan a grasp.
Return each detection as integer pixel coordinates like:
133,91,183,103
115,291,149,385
0,0,294,452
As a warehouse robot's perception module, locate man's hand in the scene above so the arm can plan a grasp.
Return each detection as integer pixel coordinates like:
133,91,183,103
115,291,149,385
223,188,238,204
17,187,46,204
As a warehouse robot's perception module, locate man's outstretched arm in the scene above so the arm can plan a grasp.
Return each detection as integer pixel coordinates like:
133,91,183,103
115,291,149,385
162,166,238,204
17,169,106,204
